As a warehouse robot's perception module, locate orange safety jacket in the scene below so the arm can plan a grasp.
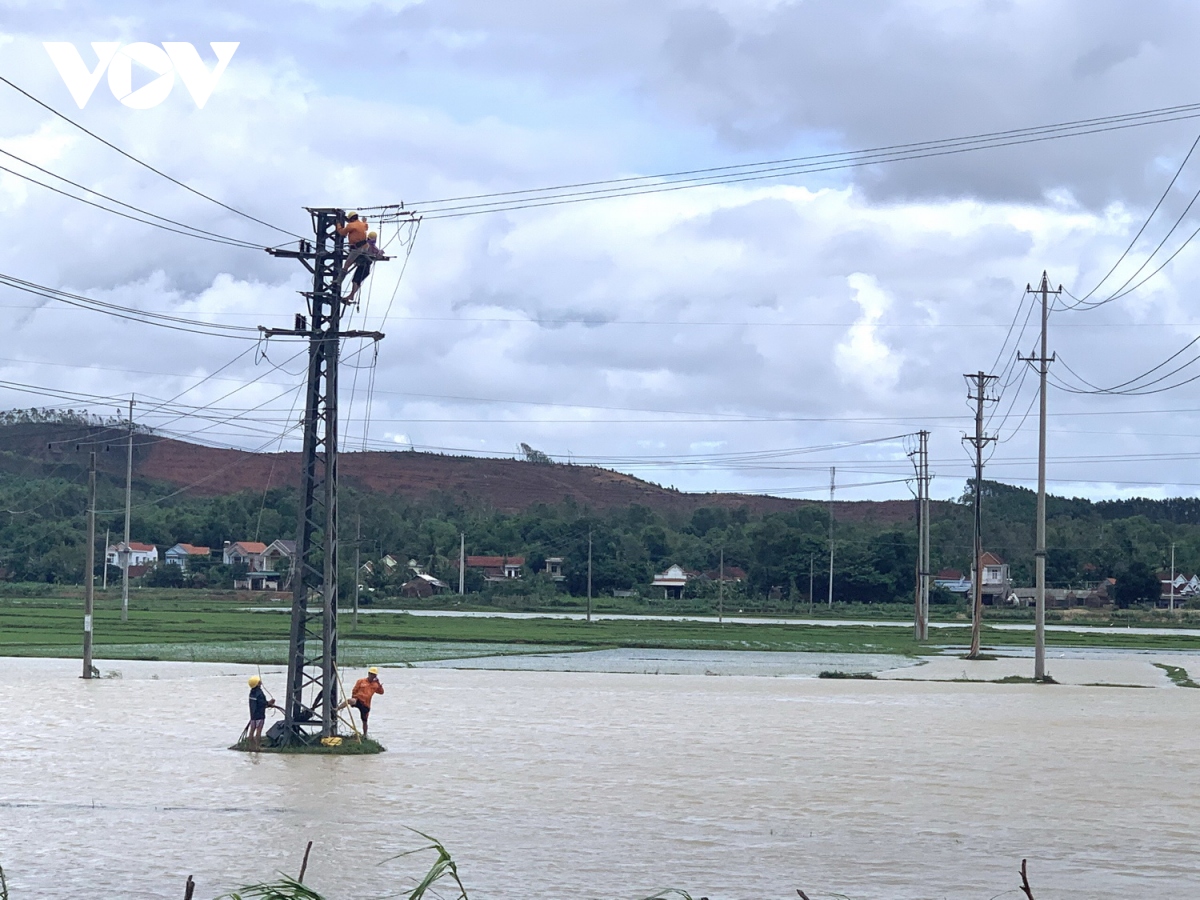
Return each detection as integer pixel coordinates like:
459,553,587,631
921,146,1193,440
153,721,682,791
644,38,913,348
352,677,384,708
337,219,368,246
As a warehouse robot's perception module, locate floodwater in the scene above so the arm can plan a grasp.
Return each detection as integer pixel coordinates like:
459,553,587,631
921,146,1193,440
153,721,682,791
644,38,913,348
343,606,1200,637
1,655,1198,899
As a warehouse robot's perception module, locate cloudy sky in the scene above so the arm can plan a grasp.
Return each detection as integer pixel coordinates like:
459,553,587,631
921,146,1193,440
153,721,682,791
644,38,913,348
3,0,1200,502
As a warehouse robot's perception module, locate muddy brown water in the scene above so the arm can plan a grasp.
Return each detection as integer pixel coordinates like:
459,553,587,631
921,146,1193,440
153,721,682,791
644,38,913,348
0,656,1196,899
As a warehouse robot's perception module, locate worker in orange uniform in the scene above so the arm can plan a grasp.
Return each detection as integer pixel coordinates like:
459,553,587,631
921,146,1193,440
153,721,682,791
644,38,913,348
335,211,370,284
350,666,384,737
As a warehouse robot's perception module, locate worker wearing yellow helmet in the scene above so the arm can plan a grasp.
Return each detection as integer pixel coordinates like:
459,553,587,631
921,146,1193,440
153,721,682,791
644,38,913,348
343,228,383,306
350,667,384,737
245,674,275,751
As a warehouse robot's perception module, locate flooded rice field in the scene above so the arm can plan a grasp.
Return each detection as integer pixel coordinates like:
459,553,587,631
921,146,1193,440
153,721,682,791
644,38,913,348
1,653,1198,899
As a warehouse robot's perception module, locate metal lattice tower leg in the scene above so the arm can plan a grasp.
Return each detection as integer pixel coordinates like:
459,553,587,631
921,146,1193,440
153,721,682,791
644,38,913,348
266,208,345,741
265,207,397,743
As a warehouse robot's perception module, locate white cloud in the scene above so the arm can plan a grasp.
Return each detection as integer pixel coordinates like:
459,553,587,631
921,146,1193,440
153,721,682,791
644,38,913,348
835,273,901,391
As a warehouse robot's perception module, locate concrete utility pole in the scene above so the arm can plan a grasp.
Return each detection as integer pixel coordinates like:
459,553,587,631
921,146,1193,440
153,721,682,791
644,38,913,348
1171,542,1176,612
1019,273,1059,681
459,532,465,595
808,554,814,615
964,372,998,659
587,529,593,623
83,451,96,680
353,513,361,632
121,396,133,622
910,430,931,641
718,547,724,624
102,527,109,591
921,432,931,638
265,206,404,742
827,466,836,607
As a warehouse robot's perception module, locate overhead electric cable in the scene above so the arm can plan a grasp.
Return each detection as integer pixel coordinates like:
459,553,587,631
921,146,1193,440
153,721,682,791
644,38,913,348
362,101,1200,220
0,147,264,248
0,73,301,239
1068,131,1200,304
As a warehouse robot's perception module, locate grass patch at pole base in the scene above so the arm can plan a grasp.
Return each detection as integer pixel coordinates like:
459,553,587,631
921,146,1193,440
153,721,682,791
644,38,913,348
818,670,877,679
229,737,386,755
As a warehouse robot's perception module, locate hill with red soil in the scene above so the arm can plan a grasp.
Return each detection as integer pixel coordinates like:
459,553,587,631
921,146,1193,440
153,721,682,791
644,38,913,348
0,422,926,524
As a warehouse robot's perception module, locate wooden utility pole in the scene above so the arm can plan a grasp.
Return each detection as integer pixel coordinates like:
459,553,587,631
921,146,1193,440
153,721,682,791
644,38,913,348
459,532,465,595
1019,273,1058,681
82,451,96,680
587,529,593,622
964,372,998,659
120,396,134,622
827,466,835,607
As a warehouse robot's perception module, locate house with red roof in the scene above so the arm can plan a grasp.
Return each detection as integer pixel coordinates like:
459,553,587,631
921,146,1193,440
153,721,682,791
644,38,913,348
465,555,525,581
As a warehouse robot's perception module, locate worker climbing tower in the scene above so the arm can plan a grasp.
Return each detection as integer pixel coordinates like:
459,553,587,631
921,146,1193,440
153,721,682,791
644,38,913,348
264,208,385,742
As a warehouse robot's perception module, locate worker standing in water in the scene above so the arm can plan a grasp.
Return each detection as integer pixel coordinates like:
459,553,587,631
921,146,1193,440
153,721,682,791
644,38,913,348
246,675,274,751
350,667,384,737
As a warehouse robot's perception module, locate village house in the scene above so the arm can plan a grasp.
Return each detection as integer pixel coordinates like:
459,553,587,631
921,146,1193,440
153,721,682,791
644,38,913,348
466,555,525,582
702,565,746,582
223,541,268,570
970,552,1011,605
934,568,972,594
164,543,211,571
544,557,566,582
400,572,451,598
652,564,694,599
105,541,158,571
259,539,296,573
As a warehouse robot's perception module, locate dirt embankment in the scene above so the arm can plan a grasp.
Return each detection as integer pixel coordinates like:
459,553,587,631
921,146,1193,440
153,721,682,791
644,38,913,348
1,422,925,522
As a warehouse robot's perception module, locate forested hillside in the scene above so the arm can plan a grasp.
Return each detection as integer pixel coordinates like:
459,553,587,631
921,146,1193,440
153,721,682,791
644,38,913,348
1,413,1198,601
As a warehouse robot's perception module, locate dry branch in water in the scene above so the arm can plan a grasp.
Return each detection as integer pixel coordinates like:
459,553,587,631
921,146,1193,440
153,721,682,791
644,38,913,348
1019,858,1035,900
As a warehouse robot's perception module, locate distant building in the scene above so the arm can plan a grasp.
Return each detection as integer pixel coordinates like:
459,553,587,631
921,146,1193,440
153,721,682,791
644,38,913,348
544,557,566,582
233,571,281,591
164,543,211,571
702,565,746,582
934,568,971,594
466,555,525,581
223,541,268,570
400,573,451,598
260,539,296,573
970,552,1011,605
106,541,158,568
652,564,693,599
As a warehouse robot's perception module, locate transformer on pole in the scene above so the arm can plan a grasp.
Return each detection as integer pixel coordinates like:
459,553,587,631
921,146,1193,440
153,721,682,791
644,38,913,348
262,207,396,742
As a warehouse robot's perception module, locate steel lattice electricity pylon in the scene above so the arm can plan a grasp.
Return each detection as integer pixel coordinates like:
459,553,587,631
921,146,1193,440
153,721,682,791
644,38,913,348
263,207,391,741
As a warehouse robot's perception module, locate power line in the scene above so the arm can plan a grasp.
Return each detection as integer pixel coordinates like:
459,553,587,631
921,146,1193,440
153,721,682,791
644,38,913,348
1067,131,1200,305
362,101,1200,220
0,147,264,248
0,272,261,339
0,74,302,240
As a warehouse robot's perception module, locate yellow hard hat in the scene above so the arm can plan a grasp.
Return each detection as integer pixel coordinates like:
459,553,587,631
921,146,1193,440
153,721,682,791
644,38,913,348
248,675,261,687
368,667,379,675
367,231,377,240
346,211,360,220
